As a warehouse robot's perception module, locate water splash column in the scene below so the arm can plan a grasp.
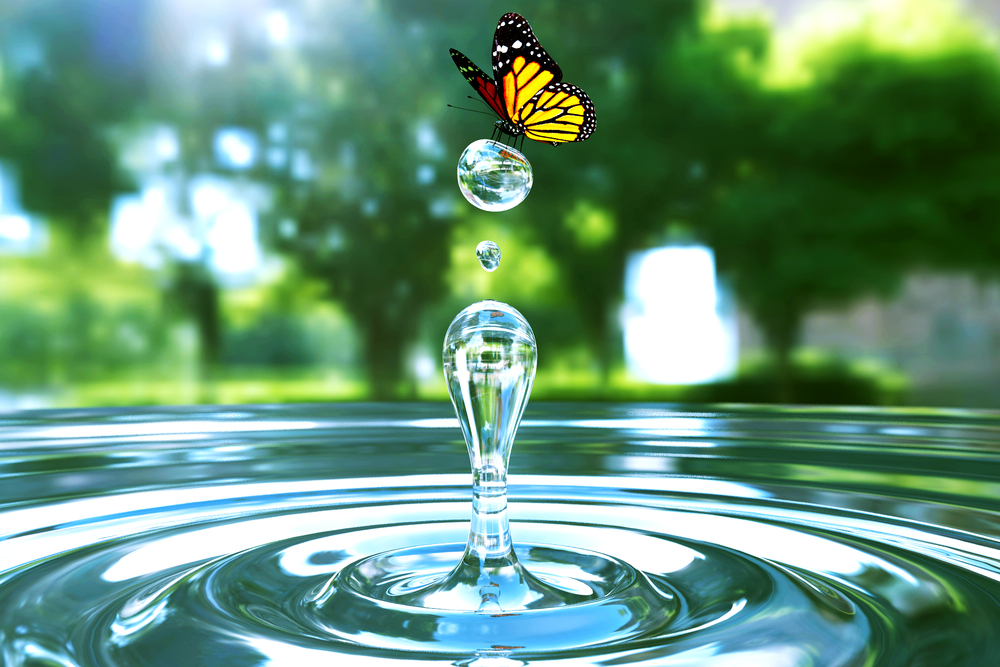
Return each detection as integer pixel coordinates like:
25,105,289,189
375,297,587,612
444,301,535,567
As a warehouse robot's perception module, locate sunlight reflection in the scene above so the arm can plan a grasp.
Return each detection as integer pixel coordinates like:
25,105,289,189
248,636,432,666
8,418,318,441
101,502,459,582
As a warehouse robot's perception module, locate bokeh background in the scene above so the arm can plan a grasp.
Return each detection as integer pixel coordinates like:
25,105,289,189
0,0,998,409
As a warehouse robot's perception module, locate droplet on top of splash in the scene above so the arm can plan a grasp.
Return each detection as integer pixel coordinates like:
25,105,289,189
457,140,532,212
476,240,501,272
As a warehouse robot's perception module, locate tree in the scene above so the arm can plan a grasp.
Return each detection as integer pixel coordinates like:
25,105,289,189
696,7,1000,399
270,2,460,399
0,0,146,237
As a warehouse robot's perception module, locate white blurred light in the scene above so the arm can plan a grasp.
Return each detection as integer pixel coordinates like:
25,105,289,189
265,10,290,45
154,127,180,162
214,128,258,170
207,202,260,274
187,176,266,276
0,214,31,241
110,196,156,256
163,223,203,261
118,126,181,174
413,351,436,381
189,177,232,222
142,184,169,212
290,149,313,181
414,120,444,158
622,246,738,384
205,37,230,66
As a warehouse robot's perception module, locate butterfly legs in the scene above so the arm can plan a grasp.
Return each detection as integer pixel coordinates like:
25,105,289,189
487,125,511,166
485,124,526,167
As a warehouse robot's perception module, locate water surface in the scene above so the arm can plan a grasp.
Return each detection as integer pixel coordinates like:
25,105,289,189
1,403,999,665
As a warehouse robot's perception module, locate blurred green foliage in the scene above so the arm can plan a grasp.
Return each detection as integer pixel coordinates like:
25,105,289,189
0,0,998,406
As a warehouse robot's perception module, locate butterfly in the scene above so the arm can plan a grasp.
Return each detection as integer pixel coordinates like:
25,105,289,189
450,12,596,146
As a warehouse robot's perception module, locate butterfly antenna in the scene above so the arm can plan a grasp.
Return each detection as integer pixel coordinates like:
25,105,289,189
447,104,496,117
467,95,495,112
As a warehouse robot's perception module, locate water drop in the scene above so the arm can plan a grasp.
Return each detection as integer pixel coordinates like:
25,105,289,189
457,140,532,212
476,240,501,272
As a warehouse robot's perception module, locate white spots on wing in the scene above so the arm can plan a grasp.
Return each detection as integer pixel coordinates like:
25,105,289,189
512,40,522,49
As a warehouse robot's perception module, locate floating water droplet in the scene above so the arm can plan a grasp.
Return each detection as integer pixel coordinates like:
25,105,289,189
476,240,501,272
457,140,532,212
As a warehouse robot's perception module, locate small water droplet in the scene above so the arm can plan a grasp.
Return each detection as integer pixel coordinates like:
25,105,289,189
457,140,532,212
476,240,501,272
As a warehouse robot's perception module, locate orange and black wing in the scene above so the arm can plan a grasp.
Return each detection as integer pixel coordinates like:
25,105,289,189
492,13,563,128
520,81,597,145
450,48,507,121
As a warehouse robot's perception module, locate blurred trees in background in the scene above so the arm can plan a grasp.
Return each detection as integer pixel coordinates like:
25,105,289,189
0,0,144,237
0,0,999,405
695,2,1000,399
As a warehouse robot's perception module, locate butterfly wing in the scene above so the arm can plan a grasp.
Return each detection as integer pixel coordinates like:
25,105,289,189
520,82,597,145
450,48,508,120
492,13,563,126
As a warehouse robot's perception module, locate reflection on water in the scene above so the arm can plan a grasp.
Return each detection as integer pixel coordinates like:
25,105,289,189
1,403,999,664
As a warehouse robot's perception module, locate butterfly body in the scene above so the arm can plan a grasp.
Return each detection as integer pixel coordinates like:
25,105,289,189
451,13,596,146
494,118,523,138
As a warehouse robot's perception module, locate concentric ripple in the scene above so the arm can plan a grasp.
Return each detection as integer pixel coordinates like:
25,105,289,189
1,404,1000,665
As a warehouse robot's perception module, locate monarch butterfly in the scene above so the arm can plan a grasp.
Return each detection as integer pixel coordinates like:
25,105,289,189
450,12,596,147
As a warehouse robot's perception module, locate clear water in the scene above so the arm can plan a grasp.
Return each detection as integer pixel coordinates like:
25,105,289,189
1,403,1000,665
457,140,532,212
476,240,501,272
